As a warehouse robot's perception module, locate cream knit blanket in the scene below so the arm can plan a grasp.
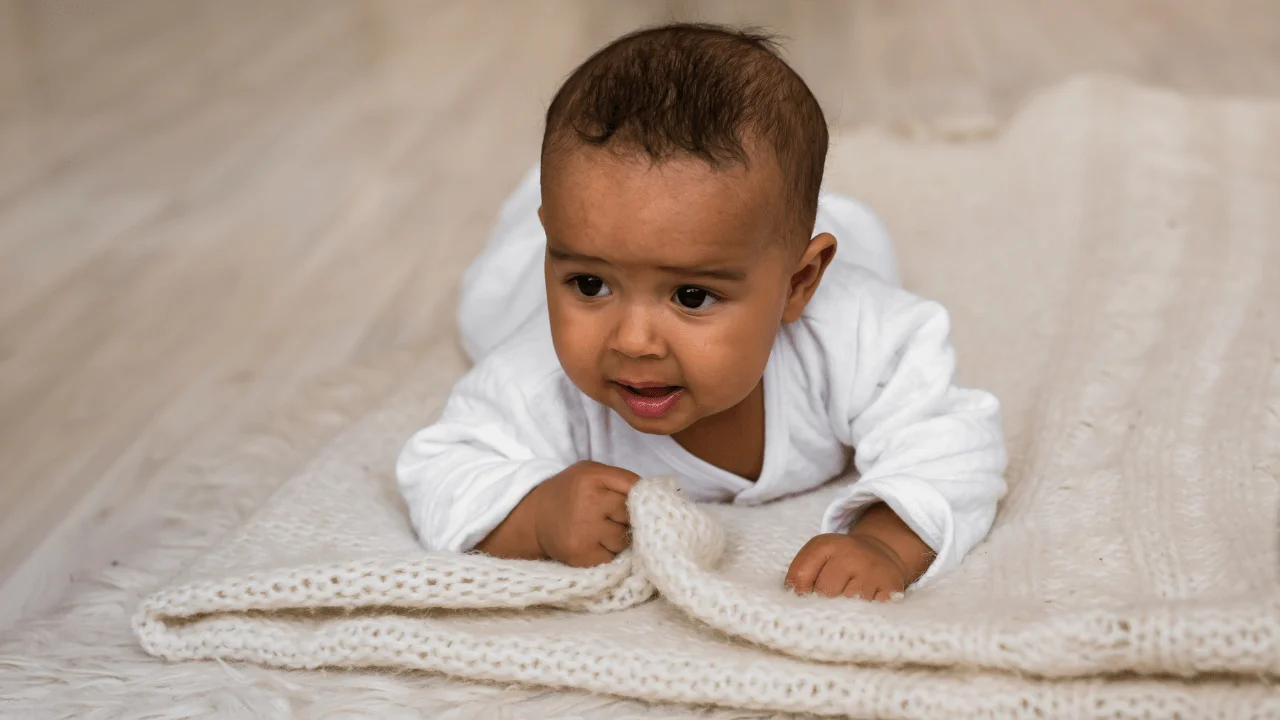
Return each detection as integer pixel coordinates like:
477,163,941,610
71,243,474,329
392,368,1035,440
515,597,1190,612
131,78,1280,718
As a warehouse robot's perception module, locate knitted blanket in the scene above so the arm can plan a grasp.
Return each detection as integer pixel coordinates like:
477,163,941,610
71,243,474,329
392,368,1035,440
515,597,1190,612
127,77,1280,718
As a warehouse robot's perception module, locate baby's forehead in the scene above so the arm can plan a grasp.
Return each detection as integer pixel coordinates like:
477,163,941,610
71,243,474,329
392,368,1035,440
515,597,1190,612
542,149,803,262
546,146,785,216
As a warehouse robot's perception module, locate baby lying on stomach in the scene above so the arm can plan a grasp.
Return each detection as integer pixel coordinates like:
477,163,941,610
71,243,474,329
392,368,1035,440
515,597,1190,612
397,23,1007,601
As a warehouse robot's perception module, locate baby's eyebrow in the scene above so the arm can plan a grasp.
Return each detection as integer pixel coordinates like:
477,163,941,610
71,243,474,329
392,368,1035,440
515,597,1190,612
548,247,746,282
658,265,748,282
547,247,604,264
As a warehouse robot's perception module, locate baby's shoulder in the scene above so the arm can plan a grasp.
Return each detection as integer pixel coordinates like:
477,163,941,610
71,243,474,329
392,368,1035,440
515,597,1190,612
784,262,948,382
457,318,579,408
800,261,917,332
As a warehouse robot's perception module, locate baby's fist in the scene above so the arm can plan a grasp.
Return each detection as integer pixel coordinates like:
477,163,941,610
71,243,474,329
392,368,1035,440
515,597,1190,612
531,461,638,568
785,533,908,601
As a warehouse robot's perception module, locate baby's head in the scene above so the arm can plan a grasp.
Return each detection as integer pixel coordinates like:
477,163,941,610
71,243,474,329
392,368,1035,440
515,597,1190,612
538,23,833,435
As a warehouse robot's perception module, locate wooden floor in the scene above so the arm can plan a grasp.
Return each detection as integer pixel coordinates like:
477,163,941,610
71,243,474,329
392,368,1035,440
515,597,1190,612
2,0,1279,630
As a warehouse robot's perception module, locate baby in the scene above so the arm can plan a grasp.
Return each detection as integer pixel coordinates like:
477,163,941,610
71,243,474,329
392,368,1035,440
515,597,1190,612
397,24,1007,601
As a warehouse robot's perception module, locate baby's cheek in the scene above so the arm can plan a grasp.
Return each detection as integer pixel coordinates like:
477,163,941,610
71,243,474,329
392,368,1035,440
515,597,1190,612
685,342,764,409
550,315,605,385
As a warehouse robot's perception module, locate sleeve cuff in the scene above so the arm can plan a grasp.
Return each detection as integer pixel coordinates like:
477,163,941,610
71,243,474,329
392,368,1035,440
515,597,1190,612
429,458,565,553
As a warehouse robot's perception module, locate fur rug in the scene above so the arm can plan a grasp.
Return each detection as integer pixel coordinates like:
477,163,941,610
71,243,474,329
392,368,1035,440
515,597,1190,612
3,76,1279,719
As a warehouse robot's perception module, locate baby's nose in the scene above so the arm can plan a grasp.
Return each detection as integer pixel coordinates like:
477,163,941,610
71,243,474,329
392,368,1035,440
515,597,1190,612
611,303,667,359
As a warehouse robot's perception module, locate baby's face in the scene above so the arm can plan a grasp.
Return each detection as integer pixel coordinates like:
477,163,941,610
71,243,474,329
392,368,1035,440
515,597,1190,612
539,148,801,436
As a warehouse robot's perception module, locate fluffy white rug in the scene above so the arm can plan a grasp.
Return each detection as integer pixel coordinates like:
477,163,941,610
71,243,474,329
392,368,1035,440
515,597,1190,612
3,77,1279,719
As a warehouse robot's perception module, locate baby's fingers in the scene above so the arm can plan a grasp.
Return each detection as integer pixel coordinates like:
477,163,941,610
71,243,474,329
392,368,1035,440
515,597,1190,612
603,496,630,526
843,580,893,602
814,563,853,597
566,544,616,568
599,519,630,555
599,468,641,497
785,541,832,594
840,577,867,599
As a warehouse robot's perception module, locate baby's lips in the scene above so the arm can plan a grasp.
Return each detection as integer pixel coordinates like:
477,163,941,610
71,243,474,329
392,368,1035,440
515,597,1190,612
626,385,682,398
612,380,683,398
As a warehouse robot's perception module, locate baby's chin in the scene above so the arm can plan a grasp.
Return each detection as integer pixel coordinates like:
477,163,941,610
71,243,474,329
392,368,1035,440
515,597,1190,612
617,412,692,436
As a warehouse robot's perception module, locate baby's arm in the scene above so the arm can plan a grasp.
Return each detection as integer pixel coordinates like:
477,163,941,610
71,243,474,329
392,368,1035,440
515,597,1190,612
791,279,1007,598
396,378,565,555
397,357,639,566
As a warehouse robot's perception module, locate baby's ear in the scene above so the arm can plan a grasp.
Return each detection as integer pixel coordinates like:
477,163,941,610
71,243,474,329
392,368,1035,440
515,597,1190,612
782,232,837,323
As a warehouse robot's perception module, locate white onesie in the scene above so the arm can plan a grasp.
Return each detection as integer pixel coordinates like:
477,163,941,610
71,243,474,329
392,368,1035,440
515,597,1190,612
397,167,1007,588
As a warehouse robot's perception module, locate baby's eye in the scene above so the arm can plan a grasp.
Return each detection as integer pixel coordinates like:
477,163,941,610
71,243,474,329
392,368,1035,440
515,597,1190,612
674,286,718,311
571,275,611,298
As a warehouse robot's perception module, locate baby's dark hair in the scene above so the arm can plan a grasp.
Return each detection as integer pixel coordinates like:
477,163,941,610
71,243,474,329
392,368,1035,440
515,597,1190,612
542,23,828,241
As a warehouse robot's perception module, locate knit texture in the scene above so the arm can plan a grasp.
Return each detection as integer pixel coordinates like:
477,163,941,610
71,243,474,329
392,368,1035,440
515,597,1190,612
27,77,1280,719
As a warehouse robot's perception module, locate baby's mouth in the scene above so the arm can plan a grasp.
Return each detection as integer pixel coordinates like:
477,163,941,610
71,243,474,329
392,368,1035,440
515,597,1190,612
613,382,685,419
623,384,681,398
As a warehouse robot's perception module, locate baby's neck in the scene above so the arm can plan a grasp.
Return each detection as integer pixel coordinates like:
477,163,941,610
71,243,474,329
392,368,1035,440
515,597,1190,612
671,380,766,481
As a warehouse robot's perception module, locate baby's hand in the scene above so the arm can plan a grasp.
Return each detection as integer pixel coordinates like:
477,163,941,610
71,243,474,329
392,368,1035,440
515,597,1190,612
785,533,908,601
530,460,639,568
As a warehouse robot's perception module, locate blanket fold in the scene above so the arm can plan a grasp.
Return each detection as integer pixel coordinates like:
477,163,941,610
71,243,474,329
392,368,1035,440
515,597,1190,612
133,77,1280,719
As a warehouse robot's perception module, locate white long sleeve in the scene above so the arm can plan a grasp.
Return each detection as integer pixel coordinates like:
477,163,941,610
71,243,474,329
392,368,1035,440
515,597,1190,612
810,273,1008,588
396,328,583,552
